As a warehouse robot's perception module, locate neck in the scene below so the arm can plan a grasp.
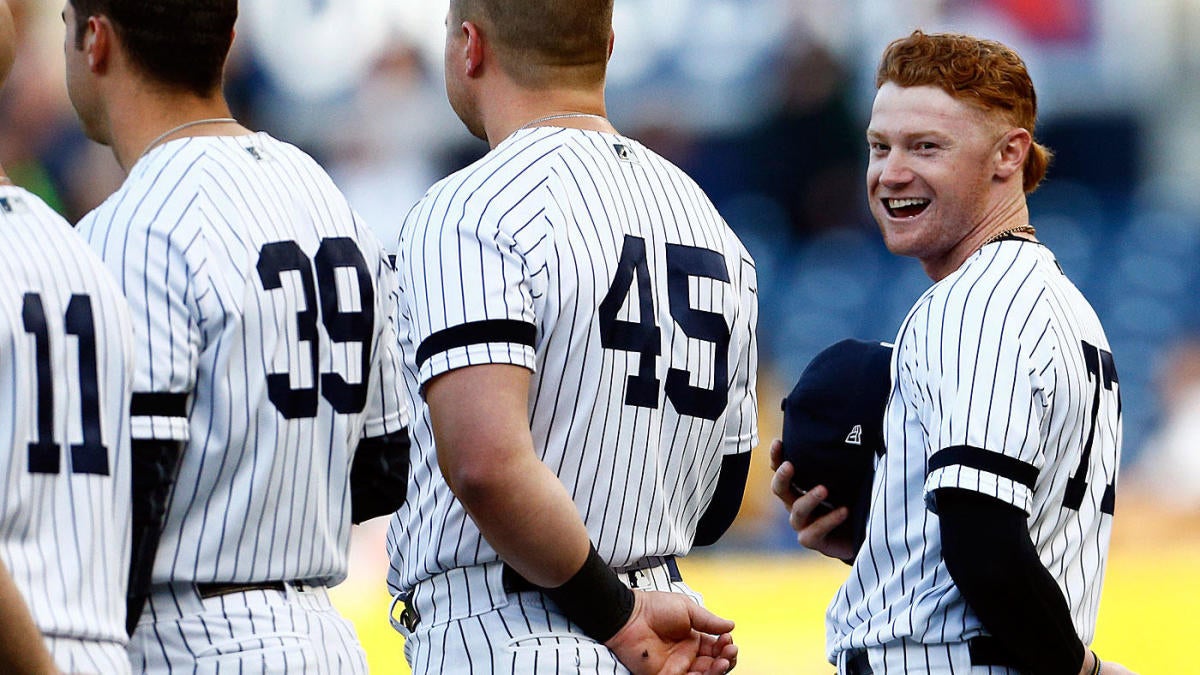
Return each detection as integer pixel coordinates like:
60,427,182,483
924,191,1031,281
104,85,244,172
481,86,613,147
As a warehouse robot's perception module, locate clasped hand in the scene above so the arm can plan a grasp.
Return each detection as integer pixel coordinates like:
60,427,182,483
605,589,738,675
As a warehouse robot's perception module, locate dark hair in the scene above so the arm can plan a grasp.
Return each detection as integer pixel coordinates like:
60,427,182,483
876,30,1053,193
70,0,237,97
451,0,613,87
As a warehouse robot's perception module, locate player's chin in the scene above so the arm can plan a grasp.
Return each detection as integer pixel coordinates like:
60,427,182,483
875,221,921,257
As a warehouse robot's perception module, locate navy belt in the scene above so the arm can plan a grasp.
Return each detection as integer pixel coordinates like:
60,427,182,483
195,581,287,600
843,637,1021,675
502,555,682,593
396,557,683,632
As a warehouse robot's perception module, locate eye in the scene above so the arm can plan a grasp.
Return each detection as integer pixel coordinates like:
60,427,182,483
915,141,938,152
868,141,889,155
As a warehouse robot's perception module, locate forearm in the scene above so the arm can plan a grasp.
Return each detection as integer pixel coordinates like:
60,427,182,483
428,364,635,642
448,450,591,587
128,437,186,634
937,488,1086,675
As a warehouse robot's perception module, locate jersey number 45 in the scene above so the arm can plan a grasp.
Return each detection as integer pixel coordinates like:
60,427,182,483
599,234,731,422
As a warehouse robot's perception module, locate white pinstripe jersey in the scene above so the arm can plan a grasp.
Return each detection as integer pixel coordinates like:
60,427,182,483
0,185,133,663
386,127,758,593
829,239,1121,659
78,133,408,587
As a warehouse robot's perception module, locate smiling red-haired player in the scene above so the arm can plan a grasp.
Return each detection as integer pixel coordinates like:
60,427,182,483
772,30,1136,675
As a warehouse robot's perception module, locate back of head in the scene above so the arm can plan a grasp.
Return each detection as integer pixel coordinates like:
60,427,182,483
69,0,237,97
452,0,613,88
0,0,15,89
876,30,1052,193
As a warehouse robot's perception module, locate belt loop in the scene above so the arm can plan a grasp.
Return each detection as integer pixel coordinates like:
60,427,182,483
664,556,681,582
389,591,418,635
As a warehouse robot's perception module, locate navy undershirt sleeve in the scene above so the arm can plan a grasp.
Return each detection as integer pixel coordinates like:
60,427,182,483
936,487,1087,675
350,428,412,524
694,452,752,546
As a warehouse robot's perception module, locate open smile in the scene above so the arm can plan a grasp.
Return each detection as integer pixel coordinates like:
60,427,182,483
883,197,930,218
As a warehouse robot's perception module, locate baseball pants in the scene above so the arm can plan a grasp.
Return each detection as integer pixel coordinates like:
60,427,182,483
392,558,703,675
130,581,367,674
44,636,131,675
837,638,1024,675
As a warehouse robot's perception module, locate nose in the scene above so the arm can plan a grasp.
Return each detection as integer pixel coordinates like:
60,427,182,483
876,152,912,188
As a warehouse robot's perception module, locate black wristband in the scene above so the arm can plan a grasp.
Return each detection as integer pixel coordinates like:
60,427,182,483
539,544,636,643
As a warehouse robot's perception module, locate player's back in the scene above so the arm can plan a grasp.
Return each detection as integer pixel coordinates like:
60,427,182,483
391,127,758,589
0,185,133,673
78,133,405,587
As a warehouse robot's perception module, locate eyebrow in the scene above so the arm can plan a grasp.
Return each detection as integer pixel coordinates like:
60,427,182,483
866,128,950,141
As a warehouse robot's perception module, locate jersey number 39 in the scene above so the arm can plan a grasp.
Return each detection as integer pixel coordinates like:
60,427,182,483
257,238,374,419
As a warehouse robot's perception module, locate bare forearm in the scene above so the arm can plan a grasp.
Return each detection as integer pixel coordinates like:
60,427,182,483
449,450,591,587
427,365,592,587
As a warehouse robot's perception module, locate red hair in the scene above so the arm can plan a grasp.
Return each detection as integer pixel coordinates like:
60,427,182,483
876,30,1052,193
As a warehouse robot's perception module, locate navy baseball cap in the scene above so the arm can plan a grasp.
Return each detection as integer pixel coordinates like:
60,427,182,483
780,338,893,513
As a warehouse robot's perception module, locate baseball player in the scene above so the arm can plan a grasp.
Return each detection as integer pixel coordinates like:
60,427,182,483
64,1,410,672
0,5,134,671
772,31,1136,674
385,1,753,673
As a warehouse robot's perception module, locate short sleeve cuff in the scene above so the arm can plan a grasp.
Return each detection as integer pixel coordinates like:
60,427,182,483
362,407,410,439
722,427,757,457
924,445,1037,515
130,392,190,442
416,319,538,388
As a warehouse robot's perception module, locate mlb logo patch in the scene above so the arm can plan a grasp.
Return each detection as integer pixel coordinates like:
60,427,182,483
613,143,637,163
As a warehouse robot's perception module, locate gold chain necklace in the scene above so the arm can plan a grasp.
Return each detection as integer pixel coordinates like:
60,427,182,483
982,224,1037,246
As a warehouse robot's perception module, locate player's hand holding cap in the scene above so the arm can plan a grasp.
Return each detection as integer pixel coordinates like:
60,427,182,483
780,338,892,548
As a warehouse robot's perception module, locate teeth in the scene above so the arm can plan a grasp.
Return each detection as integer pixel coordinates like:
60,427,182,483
887,198,929,208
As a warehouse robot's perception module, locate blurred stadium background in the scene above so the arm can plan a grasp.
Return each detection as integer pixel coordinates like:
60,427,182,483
5,0,1199,672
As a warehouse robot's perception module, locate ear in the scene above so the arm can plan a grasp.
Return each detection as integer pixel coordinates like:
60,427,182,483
607,29,615,60
462,20,485,78
84,15,113,72
994,127,1032,182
